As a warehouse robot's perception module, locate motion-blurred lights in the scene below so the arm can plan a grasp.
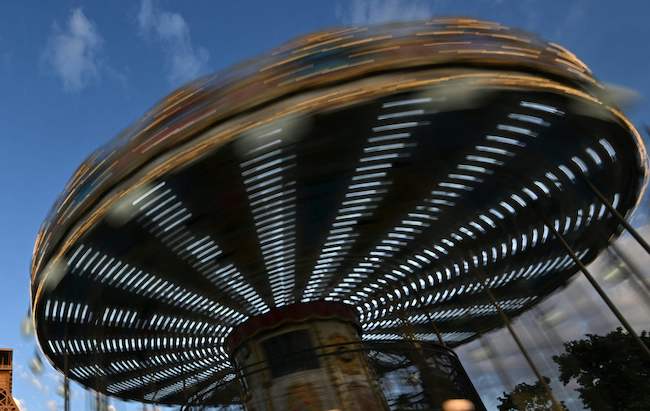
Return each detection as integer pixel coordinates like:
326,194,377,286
442,399,475,411
602,265,626,284
572,83,639,121
106,184,156,226
420,78,489,112
597,83,640,110
569,97,613,122
29,354,43,375
233,114,310,157
469,347,493,361
20,314,34,337
541,309,567,326
42,257,67,291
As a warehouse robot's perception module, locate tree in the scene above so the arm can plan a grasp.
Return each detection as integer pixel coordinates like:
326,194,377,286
552,328,650,410
497,377,567,411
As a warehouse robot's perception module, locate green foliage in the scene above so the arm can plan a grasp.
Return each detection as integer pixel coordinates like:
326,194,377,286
552,328,650,410
497,377,567,411
497,329,649,410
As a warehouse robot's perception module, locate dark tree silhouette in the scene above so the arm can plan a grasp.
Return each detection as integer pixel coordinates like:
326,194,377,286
552,328,650,410
497,377,567,411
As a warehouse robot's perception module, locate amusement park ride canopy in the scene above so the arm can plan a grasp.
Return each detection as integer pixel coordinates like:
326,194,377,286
30,19,647,406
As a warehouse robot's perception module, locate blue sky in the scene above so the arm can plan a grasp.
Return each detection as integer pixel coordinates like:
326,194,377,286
1,1,649,410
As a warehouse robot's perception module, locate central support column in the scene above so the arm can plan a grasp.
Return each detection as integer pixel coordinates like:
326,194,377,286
227,302,389,411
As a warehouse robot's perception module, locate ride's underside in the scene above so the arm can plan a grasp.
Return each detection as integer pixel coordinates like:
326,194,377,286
30,20,646,406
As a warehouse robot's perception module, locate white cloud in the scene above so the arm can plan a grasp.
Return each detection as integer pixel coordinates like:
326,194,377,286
137,0,209,85
44,8,102,92
14,398,26,411
16,364,48,394
336,0,433,25
46,400,57,411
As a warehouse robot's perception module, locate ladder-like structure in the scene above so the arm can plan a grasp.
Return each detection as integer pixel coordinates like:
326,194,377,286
0,350,19,411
